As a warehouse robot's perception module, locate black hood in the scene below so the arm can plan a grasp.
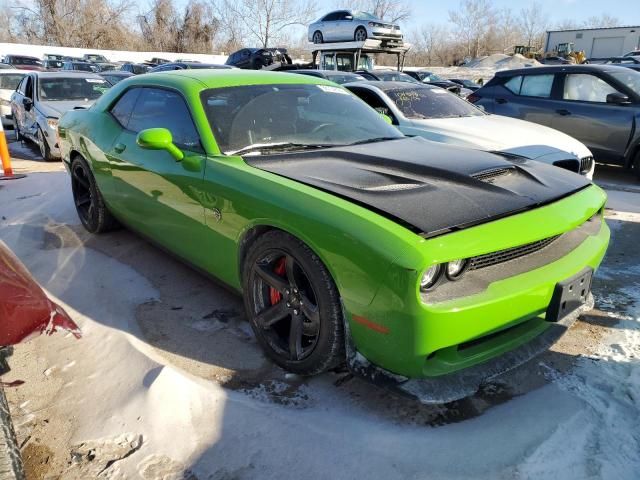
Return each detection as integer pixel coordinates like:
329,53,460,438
245,137,591,236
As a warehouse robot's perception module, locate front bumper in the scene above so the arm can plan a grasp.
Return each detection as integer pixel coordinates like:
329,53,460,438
346,185,609,380
369,27,403,40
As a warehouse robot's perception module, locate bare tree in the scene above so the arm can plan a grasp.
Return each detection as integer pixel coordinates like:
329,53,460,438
448,0,496,58
416,23,449,65
214,0,315,48
336,0,411,23
519,1,548,48
583,14,621,28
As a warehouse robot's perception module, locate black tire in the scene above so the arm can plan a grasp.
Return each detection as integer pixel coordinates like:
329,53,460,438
12,121,20,142
36,127,54,162
354,27,367,42
70,155,120,233
242,230,345,375
0,387,25,480
312,31,323,44
634,151,640,182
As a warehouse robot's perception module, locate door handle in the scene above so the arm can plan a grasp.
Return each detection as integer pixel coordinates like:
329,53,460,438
496,98,508,104
113,143,126,153
556,109,571,116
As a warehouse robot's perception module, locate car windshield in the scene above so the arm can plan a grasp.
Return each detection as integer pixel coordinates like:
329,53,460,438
325,73,367,84
131,64,149,74
422,72,444,82
352,11,379,20
72,63,95,72
13,57,42,66
39,77,108,101
0,74,25,90
201,83,402,154
377,71,420,83
609,70,640,93
387,87,484,119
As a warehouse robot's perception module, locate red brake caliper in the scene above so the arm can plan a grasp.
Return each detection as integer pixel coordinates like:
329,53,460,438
269,257,287,305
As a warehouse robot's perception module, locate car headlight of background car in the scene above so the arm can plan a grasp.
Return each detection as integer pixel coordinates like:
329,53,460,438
420,259,469,291
46,118,59,130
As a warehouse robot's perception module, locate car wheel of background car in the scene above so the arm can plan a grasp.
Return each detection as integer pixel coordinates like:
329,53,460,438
0,387,26,480
243,230,345,375
70,155,120,233
354,27,367,42
312,31,323,44
36,127,54,162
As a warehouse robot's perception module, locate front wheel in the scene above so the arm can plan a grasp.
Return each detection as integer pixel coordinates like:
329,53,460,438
70,156,119,233
243,231,345,375
36,127,54,162
354,27,367,42
312,31,323,44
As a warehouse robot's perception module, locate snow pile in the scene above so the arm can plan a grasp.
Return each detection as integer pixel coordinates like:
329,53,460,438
464,53,540,69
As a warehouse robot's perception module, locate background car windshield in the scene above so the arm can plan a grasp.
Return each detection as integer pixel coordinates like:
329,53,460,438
377,72,419,83
353,11,378,20
74,63,94,72
326,73,366,84
609,70,640,93
0,74,24,89
423,73,444,82
15,57,42,66
39,77,108,100
387,87,484,119
201,83,402,153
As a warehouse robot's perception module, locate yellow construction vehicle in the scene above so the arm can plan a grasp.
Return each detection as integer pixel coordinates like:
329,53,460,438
547,42,586,64
513,45,539,59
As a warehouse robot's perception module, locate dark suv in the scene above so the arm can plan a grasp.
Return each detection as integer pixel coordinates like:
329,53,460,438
225,48,292,69
471,65,640,178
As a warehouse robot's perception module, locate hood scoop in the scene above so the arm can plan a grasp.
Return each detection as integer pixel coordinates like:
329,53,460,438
471,167,515,183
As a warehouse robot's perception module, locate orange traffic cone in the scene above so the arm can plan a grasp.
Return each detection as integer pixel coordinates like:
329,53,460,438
0,122,26,180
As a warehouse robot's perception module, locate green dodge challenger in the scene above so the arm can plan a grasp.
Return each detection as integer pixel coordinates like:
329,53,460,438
58,70,609,402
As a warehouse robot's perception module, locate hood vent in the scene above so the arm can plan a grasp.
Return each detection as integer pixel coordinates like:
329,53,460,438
471,167,514,183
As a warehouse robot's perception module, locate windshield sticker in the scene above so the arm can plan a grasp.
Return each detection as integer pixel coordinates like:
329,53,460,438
85,79,105,83
317,85,349,95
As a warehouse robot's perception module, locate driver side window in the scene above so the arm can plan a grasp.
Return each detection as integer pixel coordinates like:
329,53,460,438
563,74,618,103
127,88,203,152
24,76,33,99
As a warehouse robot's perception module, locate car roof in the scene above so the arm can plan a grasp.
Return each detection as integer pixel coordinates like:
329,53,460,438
494,64,634,76
346,80,436,91
102,71,132,76
0,69,25,74
25,71,104,79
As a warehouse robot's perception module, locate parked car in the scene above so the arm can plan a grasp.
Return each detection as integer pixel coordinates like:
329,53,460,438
145,57,171,66
43,59,64,70
540,56,571,65
62,61,97,72
11,72,109,160
346,81,595,178
94,63,117,72
308,10,402,44
58,70,609,402
99,71,133,86
148,62,233,72
120,63,150,75
43,53,65,61
0,70,25,128
449,78,481,91
403,70,462,94
0,63,13,70
2,55,43,71
590,56,640,72
624,50,640,57
470,65,640,179
355,69,421,84
289,69,367,84
226,48,292,70
83,53,109,63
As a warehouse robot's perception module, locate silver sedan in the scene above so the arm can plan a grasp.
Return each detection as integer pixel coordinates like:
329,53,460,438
11,71,108,161
308,10,402,44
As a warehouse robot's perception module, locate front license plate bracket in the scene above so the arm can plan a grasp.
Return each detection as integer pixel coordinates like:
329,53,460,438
547,267,593,322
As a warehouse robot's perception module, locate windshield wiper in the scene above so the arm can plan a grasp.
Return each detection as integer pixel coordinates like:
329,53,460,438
226,142,334,156
346,136,402,146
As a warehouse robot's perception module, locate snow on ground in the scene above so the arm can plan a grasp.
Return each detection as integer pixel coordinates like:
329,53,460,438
0,159,639,479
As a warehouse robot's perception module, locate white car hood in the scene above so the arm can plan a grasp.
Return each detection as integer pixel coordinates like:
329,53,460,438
408,114,592,161
38,100,94,118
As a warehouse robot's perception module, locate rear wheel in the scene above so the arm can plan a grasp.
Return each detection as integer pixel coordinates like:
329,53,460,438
354,27,367,42
243,231,345,375
36,127,54,162
12,121,20,142
312,31,323,44
70,156,119,233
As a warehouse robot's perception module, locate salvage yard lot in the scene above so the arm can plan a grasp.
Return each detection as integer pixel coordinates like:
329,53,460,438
1,138,639,479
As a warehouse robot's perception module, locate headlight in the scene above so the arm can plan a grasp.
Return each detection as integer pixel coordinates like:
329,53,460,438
47,118,59,129
445,259,468,280
420,265,442,291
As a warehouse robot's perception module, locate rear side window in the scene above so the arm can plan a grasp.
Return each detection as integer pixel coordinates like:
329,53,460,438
520,75,554,97
127,88,202,151
504,75,522,94
110,88,141,127
563,74,618,102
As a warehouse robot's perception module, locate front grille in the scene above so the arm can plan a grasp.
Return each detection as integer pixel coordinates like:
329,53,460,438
468,235,560,271
471,167,513,183
580,156,594,174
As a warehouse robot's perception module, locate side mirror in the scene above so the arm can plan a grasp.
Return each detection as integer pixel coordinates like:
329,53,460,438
22,97,33,111
136,128,184,161
606,92,631,105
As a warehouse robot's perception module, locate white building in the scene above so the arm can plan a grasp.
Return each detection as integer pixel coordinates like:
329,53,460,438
545,26,640,58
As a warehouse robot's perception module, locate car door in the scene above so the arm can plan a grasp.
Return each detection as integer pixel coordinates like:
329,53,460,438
11,76,27,131
322,12,339,41
491,73,559,127
108,87,211,266
21,75,38,137
333,11,350,41
549,72,633,164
